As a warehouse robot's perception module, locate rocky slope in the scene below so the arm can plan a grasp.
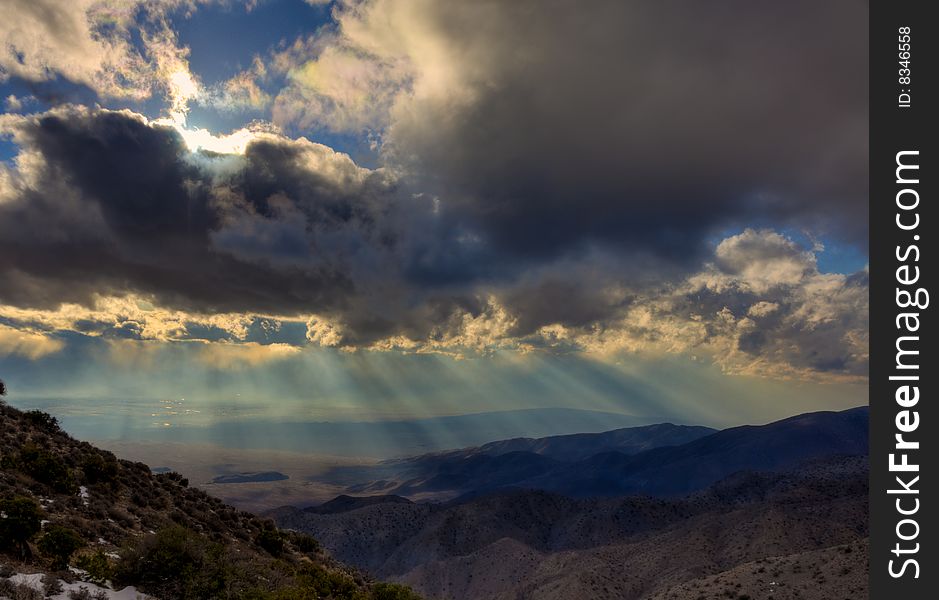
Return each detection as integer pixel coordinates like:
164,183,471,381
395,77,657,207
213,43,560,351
273,455,869,600
646,539,868,600
0,396,421,600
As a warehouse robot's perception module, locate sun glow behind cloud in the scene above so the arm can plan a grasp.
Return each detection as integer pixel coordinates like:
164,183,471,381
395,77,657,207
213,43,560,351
166,121,262,154
154,67,264,154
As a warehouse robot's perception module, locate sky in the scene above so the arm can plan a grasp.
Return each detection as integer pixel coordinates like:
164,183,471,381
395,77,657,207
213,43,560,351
0,0,868,436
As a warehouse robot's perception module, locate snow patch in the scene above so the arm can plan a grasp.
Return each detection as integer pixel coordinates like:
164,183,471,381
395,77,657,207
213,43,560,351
5,570,153,599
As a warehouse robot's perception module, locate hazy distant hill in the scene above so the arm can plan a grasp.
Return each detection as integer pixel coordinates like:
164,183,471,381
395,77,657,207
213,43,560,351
311,422,715,495
306,495,414,515
312,408,866,499
532,406,869,497
471,422,716,461
98,407,658,458
211,471,289,484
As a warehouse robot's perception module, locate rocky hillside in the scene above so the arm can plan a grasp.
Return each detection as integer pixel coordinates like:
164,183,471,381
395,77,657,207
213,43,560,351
0,393,422,600
646,539,868,600
273,455,869,600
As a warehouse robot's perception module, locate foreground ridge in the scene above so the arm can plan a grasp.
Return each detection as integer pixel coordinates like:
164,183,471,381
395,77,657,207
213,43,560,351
0,396,422,600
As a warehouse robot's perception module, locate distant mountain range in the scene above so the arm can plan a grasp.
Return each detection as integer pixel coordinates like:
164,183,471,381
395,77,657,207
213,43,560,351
530,405,869,496
101,407,660,458
459,421,718,461
211,470,289,484
310,407,867,499
271,406,869,600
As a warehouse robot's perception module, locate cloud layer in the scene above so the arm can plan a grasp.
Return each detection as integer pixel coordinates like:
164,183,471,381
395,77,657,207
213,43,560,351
0,0,869,383
267,0,868,258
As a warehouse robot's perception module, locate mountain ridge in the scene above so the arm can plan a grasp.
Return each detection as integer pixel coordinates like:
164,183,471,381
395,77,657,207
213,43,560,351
310,406,868,500
273,455,869,600
0,396,423,600
269,406,869,599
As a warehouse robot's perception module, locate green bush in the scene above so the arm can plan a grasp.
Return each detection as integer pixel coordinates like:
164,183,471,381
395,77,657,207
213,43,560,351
0,495,43,558
81,453,120,485
114,526,230,599
156,471,189,487
67,587,109,600
38,524,85,569
295,564,367,600
75,550,115,584
19,442,77,494
249,586,318,600
371,583,423,600
23,409,61,433
287,531,320,554
257,528,286,557
0,451,17,469
42,573,64,596
0,579,42,600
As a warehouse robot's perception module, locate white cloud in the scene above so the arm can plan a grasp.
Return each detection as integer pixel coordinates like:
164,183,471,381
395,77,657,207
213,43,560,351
699,229,816,294
0,324,64,358
194,341,302,368
0,0,215,114
747,301,780,318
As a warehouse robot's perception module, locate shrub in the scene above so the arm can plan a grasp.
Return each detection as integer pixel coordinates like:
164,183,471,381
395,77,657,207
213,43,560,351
254,586,318,600
114,525,229,599
23,409,61,433
288,531,320,554
19,443,77,494
257,528,286,557
156,471,189,487
295,564,366,600
42,573,64,596
38,524,86,569
0,451,17,469
371,583,423,600
75,550,115,584
81,453,119,485
0,579,42,600
0,495,43,558
67,587,98,600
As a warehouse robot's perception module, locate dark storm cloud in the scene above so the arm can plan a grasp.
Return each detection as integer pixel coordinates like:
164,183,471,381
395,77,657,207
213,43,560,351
0,109,382,315
0,109,869,378
0,107,506,346
373,0,868,259
27,111,216,243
